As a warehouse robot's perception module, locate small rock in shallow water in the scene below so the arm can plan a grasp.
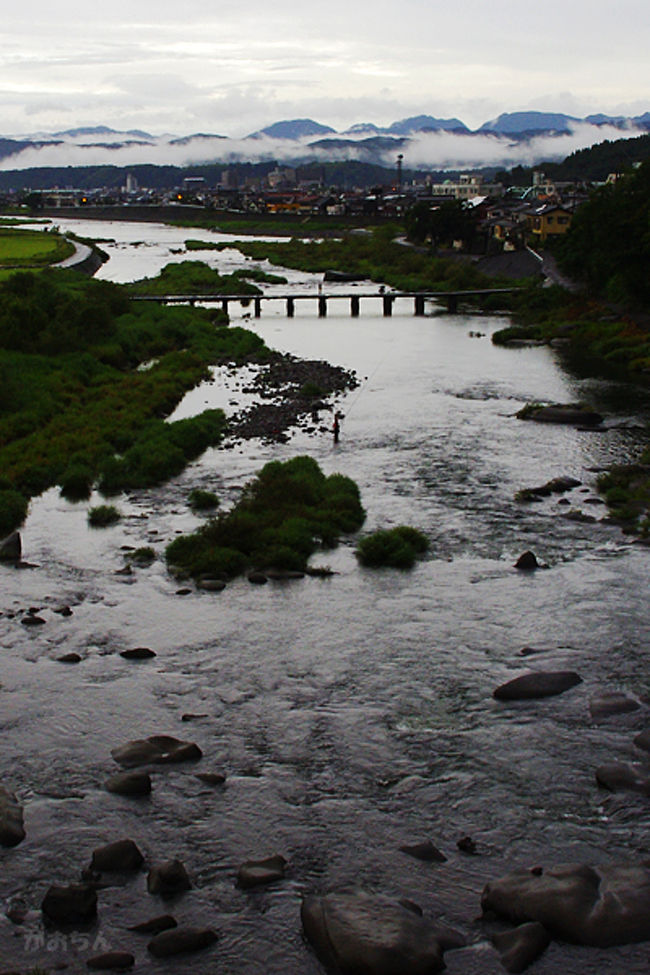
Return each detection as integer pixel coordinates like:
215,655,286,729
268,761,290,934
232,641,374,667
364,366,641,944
196,772,226,786
237,854,287,889
457,836,478,855
514,551,539,571
105,771,152,797
57,652,82,664
147,859,191,896
595,762,650,796
493,671,582,701
120,647,156,660
247,571,268,585
86,952,135,971
634,730,650,753
400,840,447,863
0,786,25,847
128,914,177,934
0,530,21,562
21,615,46,626
492,922,551,973
590,692,641,719
90,839,144,872
111,735,202,768
147,926,218,958
41,883,97,925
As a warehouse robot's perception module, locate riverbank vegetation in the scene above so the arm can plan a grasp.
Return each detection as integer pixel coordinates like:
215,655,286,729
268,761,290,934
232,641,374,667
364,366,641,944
0,269,272,533
223,226,498,295
127,259,265,296
166,455,365,580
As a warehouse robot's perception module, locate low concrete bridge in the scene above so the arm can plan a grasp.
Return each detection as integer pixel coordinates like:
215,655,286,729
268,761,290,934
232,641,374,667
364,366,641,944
131,288,518,318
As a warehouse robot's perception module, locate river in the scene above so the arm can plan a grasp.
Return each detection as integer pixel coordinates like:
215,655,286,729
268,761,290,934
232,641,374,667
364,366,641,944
1,217,649,973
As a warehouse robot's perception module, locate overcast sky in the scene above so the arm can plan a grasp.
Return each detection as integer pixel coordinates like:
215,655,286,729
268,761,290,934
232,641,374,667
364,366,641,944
2,1,649,137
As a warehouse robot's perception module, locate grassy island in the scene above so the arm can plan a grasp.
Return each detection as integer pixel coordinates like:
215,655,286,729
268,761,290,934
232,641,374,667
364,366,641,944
166,455,365,580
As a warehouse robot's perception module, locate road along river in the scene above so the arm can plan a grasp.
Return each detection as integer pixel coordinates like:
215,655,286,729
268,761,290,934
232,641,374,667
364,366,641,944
1,217,649,973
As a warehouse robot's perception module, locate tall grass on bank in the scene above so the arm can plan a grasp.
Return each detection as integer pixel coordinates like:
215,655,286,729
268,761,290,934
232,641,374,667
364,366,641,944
166,456,365,580
0,269,272,532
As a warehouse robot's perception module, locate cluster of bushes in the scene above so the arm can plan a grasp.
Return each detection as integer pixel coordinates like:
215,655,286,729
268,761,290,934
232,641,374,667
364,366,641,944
597,457,650,534
355,525,429,569
128,260,264,296
229,227,497,295
166,455,365,580
88,504,121,527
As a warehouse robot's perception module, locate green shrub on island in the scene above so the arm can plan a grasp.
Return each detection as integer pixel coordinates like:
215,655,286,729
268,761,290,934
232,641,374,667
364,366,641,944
188,488,220,511
59,461,94,501
128,260,263,296
166,455,365,580
597,457,650,534
128,546,156,565
88,504,121,527
355,525,429,569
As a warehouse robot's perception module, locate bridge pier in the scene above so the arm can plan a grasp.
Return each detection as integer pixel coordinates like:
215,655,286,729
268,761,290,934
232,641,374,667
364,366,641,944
414,294,425,316
221,299,229,313
318,296,327,318
286,297,294,318
254,297,261,318
446,294,458,313
350,296,360,317
382,294,393,317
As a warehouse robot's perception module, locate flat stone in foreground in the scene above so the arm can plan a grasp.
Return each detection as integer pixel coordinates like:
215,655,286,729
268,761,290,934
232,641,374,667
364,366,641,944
301,891,446,974
481,862,650,947
493,671,582,701
111,735,202,768
492,921,551,973
147,927,218,958
41,883,97,925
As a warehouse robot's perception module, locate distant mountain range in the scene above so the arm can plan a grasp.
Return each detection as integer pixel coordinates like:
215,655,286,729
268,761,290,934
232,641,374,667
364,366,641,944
1,110,649,173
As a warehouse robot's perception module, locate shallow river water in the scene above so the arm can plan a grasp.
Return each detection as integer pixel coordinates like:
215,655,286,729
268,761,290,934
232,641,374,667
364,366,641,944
1,218,649,972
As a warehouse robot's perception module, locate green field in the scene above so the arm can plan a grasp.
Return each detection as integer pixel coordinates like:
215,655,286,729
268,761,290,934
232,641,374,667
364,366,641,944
0,227,74,267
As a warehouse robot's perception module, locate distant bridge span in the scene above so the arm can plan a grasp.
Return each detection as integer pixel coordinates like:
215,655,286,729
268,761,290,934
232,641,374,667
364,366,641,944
130,288,519,318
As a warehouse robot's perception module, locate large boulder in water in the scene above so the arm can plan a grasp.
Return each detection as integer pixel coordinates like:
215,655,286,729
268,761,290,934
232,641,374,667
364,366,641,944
301,891,447,973
90,839,144,872
516,404,603,427
111,735,202,768
492,921,551,973
493,671,582,701
0,786,25,847
481,862,650,947
595,762,650,796
41,883,97,925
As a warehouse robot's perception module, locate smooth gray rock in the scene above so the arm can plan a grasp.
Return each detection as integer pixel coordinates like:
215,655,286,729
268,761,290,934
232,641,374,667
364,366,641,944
111,735,202,768
42,883,97,925
237,854,287,889
301,891,446,974
105,771,152,797
147,926,218,958
128,914,177,934
86,952,135,970
517,404,603,426
90,839,144,872
0,786,25,847
492,922,551,973
120,647,156,660
481,862,650,947
590,692,641,719
595,762,650,796
147,859,191,896
0,531,21,562
493,671,582,701
197,578,226,591
57,652,82,663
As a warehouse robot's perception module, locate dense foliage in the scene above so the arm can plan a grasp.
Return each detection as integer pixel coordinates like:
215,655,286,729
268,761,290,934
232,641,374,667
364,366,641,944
128,260,264,296
0,269,271,532
405,200,478,249
555,160,650,307
355,525,429,568
166,455,365,579
229,227,495,293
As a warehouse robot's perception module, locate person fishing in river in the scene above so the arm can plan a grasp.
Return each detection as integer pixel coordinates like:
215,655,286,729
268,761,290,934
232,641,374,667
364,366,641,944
333,412,341,443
